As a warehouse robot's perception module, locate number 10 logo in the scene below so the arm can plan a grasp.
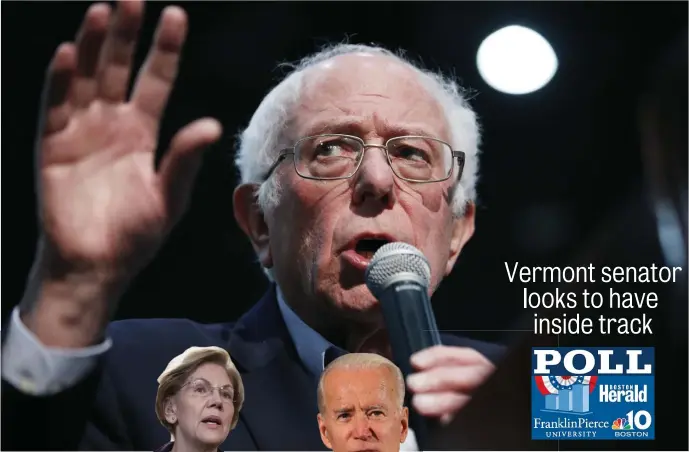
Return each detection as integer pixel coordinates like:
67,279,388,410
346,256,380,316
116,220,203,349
613,410,652,430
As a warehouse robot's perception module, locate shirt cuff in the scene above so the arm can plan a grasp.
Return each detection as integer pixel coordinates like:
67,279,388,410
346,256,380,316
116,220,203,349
2,307,112,395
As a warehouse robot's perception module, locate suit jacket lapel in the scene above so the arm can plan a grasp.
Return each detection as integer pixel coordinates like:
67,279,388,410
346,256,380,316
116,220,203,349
226,287,327,451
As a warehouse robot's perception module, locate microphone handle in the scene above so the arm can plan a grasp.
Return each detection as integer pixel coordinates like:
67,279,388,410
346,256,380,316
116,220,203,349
377,279,443,449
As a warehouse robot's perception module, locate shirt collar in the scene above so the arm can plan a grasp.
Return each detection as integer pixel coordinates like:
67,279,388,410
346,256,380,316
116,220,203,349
276,286,336,377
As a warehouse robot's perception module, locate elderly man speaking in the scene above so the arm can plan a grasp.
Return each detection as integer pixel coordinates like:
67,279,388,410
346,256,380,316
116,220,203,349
1,1,503,450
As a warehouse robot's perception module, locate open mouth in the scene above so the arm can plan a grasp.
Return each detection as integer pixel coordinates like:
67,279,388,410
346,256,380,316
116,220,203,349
354,237,391,259
340,233,397,271
201,415,222,426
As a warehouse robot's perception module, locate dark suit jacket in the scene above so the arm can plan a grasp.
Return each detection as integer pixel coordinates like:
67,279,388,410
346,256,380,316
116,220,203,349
1,286,504,451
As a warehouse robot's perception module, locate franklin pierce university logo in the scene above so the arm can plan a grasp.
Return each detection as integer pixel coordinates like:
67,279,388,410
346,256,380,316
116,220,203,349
531,347,655,440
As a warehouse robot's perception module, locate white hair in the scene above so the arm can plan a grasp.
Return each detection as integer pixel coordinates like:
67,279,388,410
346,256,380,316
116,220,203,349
317,353,406,414
234,43,482,280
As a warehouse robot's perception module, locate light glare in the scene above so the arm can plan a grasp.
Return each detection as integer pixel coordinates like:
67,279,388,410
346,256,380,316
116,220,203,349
477,25,559,95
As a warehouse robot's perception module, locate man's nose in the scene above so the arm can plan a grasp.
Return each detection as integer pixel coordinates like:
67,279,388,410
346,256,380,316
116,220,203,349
352,415,373,440
352,145,397,209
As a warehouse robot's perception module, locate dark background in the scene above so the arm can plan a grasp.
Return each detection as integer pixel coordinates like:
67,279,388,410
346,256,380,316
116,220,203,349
3,1,686,340
2,1,687,451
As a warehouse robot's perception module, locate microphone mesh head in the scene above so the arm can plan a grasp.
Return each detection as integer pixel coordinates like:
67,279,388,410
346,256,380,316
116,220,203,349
365,242,431,296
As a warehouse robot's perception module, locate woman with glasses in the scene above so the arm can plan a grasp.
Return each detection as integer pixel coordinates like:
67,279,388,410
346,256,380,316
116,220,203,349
155,347,245,452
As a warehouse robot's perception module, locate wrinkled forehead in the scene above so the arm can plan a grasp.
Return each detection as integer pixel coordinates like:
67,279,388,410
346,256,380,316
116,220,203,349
324,367,398,408
295,53,450,140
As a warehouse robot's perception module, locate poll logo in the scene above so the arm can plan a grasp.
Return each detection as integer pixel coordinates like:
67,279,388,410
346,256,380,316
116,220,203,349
531,347,655,440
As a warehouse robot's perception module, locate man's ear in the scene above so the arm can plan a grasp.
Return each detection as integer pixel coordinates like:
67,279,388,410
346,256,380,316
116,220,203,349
317,413,333,449
233,183,273,269
400,406,409,443
445,201,476,276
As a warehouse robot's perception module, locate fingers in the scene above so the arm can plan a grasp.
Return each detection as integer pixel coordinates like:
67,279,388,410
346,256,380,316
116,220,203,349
411,345,493,370
70,3,111,108
159,118,222,220
131,6,188,122
405,346,497,422
96,0,144,103
41,43,77,136
407,365,493,393
412,392,470,420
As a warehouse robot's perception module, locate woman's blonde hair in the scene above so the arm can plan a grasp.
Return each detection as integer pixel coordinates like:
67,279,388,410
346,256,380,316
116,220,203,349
155,346,245,436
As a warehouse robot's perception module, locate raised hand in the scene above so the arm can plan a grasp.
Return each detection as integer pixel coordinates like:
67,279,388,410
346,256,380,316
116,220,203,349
24,0,222,346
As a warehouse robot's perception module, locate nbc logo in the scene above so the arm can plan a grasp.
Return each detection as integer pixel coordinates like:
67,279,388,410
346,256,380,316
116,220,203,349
612,418,632,430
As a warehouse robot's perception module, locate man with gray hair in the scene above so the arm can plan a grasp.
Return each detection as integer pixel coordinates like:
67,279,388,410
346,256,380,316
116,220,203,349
2,0,503,450
317,353,410,452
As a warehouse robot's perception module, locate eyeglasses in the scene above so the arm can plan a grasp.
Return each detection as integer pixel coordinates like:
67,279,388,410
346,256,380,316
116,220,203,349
263,134,465,184
182,378,235,403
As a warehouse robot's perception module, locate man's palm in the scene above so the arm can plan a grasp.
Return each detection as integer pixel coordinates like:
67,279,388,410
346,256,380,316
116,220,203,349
37,0,221,276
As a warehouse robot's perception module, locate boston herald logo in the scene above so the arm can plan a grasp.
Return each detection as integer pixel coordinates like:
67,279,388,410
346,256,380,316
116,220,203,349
599,384,648,403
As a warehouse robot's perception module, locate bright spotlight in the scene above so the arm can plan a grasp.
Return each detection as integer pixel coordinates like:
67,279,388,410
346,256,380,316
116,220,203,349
476,25,558,95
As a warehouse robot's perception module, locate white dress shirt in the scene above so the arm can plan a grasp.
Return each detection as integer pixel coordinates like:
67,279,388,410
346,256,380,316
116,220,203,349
2,307,111,395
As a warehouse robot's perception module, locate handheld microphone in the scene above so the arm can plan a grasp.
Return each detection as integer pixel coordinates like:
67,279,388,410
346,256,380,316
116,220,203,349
365,242,442,448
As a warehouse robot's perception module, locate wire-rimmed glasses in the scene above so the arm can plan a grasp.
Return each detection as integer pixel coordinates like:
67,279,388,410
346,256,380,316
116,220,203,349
182,378,235,403
263,134,465,184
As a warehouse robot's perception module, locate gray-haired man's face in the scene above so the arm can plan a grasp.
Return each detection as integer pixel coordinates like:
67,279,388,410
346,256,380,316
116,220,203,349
317,366,409,452
239,54,475,325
